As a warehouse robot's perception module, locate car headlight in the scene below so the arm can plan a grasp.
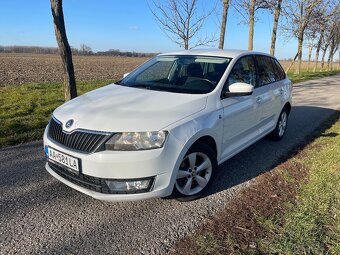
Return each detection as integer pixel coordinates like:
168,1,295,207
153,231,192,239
105,131,167,151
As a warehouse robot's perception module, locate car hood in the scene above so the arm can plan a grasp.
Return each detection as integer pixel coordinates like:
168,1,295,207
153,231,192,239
53,84,207,132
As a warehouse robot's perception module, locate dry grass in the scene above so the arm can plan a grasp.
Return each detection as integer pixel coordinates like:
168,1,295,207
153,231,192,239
0,53,149,86
280,60,339,72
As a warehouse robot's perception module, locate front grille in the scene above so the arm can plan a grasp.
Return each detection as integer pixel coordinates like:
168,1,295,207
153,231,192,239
48,162,111,193
48,117,111,153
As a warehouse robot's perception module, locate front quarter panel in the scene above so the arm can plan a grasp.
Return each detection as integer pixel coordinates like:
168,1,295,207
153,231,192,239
167,109,223,161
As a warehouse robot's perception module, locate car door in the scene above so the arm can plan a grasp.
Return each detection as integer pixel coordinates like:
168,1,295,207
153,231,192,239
220,55,262,160
254,55,280,135
271,57,290,116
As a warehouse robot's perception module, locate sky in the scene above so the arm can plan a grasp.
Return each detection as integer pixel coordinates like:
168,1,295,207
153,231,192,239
0,0,304,60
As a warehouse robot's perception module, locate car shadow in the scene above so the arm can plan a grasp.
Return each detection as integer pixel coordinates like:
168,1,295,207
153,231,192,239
202,105,339,199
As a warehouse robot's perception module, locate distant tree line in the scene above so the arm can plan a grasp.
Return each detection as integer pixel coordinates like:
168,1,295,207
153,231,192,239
96,49,158,57
0,45,59,54
0,45,158,57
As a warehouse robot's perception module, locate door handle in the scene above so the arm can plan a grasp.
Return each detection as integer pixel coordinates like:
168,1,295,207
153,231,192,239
256,97,262,104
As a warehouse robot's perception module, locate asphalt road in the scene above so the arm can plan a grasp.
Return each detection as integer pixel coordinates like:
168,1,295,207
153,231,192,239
1,75,339,255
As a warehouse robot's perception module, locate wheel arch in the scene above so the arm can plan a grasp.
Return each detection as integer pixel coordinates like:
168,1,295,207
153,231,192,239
190,135,218,156
283,102,292,115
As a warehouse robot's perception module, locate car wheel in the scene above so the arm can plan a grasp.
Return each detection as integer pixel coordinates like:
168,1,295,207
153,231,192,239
269,108,289,141
173,143,217,200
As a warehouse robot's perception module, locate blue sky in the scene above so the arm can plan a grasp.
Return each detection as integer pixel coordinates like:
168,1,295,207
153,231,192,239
0,0,303,59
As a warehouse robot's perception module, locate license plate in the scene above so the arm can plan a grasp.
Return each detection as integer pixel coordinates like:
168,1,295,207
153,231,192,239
47,147,80,173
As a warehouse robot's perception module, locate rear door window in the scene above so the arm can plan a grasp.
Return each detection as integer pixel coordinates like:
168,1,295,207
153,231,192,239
255,55,276,86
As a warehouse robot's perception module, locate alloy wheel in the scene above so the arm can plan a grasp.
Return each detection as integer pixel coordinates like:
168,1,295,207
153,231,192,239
278,111,287,137
176,152,212,196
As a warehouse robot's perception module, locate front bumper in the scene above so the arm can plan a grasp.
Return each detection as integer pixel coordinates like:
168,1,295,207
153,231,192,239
43,128,185,201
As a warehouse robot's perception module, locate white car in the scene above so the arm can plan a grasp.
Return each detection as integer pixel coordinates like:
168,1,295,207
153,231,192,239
43,49,292,201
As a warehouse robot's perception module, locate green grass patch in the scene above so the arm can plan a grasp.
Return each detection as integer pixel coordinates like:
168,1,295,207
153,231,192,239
288,70,340,84
0,80,113,148
0,70,339,148
258,119,340,254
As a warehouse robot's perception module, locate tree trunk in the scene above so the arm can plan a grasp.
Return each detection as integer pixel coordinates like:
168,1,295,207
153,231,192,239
327,53,331,71
295,36,303,74
51,0,77,101
248,0,256,50
184,39,189,50
219,0,230,49
321,44,329,70
330,54,333,70
327,41,335,71
313,33,323,72
307,40,313,72
285,52,299,73
270,0,282,56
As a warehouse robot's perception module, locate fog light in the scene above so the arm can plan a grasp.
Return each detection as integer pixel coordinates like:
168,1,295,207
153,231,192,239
105,178,153,193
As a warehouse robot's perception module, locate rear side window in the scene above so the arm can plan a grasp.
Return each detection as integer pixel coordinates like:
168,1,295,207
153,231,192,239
224,56,257,91
255,55,276,86
272,59,286,81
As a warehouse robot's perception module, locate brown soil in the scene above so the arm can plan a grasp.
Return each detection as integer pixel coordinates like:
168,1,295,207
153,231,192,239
0,53,321,86
0,53,149,86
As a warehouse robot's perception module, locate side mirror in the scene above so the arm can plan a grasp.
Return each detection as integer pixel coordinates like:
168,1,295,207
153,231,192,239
123,72,130,78
222,82,254,98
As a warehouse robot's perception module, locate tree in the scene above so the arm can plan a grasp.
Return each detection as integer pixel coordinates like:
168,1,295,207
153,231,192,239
306,39,315,71
320,42,329,70
313,25,326,72
79,44,93,55
311,1,339,72
269,0,282,56
149,0,216,49
283,0,322,74
233,0,268,50
219,0,230,49
50,0,77,101
326,21,340,70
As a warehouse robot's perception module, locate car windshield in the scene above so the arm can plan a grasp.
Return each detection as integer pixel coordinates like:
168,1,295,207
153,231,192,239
117,55,232,94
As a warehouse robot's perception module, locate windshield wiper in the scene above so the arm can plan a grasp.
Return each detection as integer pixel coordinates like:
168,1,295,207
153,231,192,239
130,84,153,90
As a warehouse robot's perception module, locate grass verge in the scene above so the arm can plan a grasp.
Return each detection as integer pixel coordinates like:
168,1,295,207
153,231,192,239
288,70,340,84
0,80,113,148
172,111,340,255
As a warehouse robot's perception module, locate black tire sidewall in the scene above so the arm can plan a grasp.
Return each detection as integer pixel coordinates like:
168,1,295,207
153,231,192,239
270,108,289,140
172,143,217,200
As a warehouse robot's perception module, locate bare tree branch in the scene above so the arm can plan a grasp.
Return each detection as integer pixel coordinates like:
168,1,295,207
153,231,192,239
148,0,216,49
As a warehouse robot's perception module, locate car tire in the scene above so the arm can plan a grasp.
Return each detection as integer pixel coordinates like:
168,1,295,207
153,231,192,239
268,107,289,141
171,143,217,201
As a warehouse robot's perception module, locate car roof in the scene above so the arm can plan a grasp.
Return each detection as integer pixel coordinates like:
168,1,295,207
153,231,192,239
159,48,273,59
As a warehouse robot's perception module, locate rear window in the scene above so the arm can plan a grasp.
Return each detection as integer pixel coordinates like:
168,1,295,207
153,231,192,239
272,59,286,81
